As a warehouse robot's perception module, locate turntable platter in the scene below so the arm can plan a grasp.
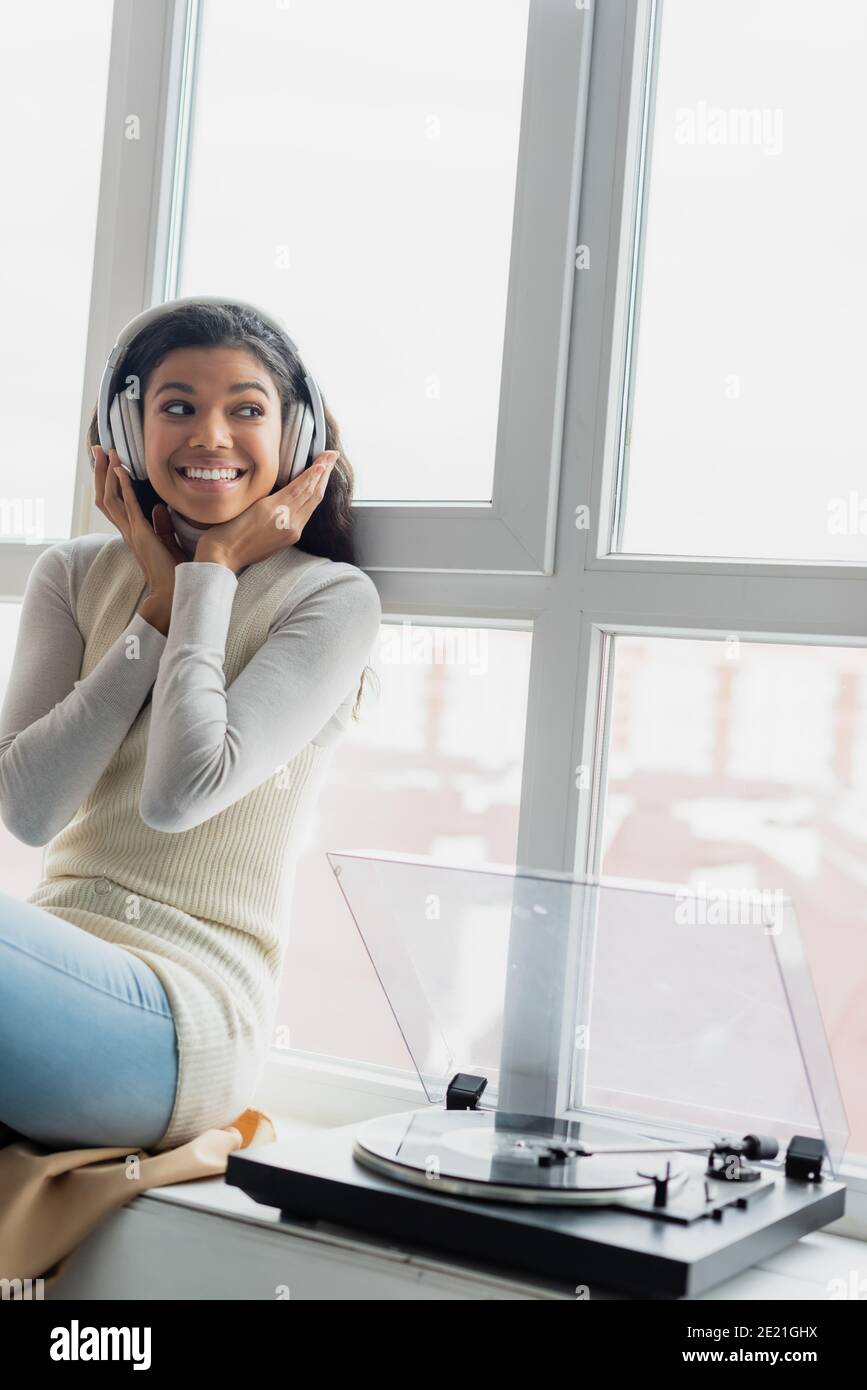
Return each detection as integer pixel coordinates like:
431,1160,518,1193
353,1108,698,1206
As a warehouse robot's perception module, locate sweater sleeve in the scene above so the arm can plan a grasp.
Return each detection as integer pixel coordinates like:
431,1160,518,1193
0,542,169,846
138,559,382,833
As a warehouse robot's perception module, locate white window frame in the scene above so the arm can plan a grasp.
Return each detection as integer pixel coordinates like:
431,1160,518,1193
5,0,865,1221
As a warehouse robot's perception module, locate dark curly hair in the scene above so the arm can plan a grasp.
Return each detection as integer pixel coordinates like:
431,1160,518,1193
86,300,379,719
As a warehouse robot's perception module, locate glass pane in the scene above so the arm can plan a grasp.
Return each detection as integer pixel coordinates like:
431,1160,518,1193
601,634,867,1159
179,0,529,502
271,624,532,1066
0,604,49,896
0,1,113,544
618,0,867,562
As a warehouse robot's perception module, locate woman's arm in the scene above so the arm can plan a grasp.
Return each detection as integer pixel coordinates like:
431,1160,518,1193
138,559,382,833
0,540,168,846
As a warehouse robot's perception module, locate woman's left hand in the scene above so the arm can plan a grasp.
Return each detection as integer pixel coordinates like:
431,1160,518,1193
194,452,339,573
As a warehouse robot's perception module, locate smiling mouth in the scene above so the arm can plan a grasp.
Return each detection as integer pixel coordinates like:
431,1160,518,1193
174,464,249,490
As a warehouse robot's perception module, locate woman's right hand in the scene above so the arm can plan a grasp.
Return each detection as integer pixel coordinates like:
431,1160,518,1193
92,444,186,604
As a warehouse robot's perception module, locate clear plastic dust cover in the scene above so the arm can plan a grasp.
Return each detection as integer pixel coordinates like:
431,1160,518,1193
326,850,849,1174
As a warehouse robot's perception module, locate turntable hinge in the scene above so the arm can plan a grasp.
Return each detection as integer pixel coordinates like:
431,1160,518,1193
446,1073,488,1110
785,1135,827,1181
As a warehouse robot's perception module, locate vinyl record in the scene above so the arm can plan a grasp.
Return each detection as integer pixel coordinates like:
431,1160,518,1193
353,1108,694,1206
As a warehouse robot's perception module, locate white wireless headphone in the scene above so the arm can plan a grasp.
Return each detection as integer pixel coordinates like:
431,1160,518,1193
96,295,327,488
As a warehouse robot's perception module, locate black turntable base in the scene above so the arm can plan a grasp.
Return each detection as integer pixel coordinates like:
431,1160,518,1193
226,1109,846,1300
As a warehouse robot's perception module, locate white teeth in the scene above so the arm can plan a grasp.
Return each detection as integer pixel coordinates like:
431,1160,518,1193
180,467,243,480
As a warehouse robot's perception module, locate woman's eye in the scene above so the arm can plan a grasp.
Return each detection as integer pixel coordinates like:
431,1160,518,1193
162,402,263,417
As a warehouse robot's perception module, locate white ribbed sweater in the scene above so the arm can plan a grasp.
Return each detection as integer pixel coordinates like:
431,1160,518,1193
21,537,355,1149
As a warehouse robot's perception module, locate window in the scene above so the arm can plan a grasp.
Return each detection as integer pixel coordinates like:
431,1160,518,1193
615,0,867,563
158,0,582,573
0,0,113,557
180,0,530,506
277,625,533,1063
601,636,867,1153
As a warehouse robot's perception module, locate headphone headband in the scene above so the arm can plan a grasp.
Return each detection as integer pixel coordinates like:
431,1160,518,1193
96,294,326,485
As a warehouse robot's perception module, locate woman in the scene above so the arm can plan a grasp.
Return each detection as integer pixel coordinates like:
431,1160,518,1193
0,299,381,1153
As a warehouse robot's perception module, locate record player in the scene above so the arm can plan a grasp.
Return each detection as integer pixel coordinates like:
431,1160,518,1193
226,852,848,1299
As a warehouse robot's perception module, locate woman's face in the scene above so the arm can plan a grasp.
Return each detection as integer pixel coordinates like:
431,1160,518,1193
143,344,283,526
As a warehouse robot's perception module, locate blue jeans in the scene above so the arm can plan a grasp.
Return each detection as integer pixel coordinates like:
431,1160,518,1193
0,888,179,1150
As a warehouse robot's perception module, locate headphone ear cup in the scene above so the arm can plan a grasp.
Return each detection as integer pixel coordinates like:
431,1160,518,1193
278,399,309,487
119,393,146,478
108,393,142,476
292,404,315,483
108,394,130,468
